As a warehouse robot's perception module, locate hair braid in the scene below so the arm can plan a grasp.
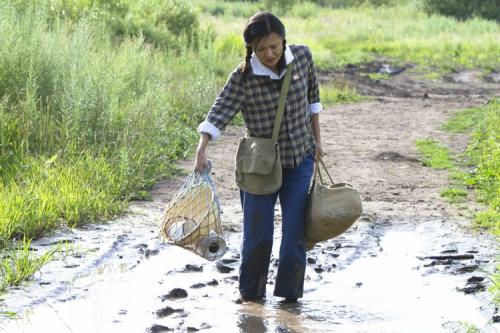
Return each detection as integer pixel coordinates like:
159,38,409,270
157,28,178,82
239,45,253,76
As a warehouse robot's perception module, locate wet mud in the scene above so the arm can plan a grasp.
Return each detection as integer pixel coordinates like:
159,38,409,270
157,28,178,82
1,63,499,332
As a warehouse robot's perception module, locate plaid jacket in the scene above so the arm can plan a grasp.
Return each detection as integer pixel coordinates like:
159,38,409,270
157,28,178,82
204,44,320,168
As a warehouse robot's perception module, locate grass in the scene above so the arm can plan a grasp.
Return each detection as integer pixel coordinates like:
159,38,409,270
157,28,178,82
443,102,500,232
0,239,58,292
320,81,363,106
415,139,454,170
0,2,219,239
366,73,391,81
441,107,480,133
452,101,500,306
418,100,499,305
440,187,468,203
202,2,500,72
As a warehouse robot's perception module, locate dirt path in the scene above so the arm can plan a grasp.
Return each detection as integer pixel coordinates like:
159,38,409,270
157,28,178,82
1,70,499,333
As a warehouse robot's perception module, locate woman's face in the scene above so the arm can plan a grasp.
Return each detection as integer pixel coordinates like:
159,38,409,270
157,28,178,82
253,32,284,71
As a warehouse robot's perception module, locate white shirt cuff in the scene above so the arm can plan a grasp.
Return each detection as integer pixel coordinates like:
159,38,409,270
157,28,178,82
308,102,323,115
197,121,221,140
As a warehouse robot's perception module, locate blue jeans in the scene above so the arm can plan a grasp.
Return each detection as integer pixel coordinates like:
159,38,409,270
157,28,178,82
239,154,314,299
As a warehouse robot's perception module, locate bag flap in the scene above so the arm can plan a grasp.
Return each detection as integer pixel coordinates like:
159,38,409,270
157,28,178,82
236,137,278,175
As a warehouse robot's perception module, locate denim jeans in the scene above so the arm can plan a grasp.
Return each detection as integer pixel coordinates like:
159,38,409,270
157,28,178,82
239,154,314,299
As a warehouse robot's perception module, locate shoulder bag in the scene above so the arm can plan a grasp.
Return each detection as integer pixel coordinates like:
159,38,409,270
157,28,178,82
234,65,292,195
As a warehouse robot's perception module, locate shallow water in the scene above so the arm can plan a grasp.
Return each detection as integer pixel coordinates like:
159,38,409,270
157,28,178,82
1,207,497,333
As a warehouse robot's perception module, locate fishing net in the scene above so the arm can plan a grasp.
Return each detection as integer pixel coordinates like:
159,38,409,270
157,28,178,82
159,165,226,261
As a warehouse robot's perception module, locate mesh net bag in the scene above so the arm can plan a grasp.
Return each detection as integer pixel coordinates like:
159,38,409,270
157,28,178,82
159,165,226,261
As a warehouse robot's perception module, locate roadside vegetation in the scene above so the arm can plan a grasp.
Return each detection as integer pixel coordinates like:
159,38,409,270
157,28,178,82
416,99,499,303
202,0,499,71
0,0,498,294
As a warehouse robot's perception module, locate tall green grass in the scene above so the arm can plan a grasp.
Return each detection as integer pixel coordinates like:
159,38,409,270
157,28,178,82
0,2,219,247
204,2,500,72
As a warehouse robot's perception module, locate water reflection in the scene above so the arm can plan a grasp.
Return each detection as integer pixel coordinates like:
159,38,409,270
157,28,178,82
238,313,267,333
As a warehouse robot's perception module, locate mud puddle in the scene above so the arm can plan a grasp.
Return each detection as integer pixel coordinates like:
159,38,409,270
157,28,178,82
0,209,498,332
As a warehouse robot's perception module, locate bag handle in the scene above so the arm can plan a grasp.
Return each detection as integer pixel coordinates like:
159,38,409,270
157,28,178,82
271,64,292,144
313,156,334,185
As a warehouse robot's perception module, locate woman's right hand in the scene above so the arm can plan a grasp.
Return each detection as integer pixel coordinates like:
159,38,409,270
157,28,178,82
194,133,211,172
194,149,209,172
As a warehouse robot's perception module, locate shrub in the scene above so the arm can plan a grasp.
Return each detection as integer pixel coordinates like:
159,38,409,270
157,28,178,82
5,0,201,51
423,0,499,22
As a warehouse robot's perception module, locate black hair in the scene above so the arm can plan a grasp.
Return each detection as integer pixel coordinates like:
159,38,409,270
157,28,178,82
239,12,287,76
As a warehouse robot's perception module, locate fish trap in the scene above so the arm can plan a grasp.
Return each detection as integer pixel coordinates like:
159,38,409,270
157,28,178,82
159,165,226,261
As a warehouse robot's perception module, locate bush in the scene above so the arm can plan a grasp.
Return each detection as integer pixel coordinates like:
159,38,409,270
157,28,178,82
5,0,201,51
306,0,406,8
0,0,219,243
262,0,297,13
423,0,499,22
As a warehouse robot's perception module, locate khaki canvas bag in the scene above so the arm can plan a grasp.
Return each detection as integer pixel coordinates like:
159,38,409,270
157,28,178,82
235,65,292,195
305,157,363,248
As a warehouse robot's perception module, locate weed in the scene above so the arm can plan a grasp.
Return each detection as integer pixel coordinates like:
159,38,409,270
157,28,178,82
0,238,57,291
415,139,454,170
440,187,468,203
442,107,480,133
366,73,391,81
439,99,500,304
320,81,363,106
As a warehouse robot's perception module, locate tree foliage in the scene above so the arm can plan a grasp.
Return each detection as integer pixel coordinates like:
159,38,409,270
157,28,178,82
423,0,499,22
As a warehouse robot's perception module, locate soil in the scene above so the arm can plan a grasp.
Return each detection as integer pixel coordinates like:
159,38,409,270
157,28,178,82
1,64,499,333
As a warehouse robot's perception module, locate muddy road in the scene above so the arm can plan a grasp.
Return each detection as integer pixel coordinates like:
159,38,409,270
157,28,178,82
1,67,499,333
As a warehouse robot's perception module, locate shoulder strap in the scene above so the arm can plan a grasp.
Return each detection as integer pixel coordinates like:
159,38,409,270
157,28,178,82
271,65,292,144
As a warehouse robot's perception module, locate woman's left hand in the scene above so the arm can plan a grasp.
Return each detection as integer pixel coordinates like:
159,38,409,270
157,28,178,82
315,143,324,160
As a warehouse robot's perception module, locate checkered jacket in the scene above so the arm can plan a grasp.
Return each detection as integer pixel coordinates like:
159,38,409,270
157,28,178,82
205,44,320,168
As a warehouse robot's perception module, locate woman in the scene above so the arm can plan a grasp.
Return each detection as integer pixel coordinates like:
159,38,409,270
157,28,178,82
194,12,323,303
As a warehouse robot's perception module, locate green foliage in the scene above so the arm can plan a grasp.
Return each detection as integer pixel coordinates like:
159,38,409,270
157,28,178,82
214,33,243,56
198,0,261,18
0,1,219,245
415,139,454,170
443,101,499,306
262,0,297,14
0,155,125,242
442,107,479,133
289,2,322,19
206,3,500,72
421,100,499,306
442,102,499,219
492,263,500,305
440,187,467,203
6,0,201,51
423,0,499,22
0,238,57,291
320,81,363,106
462,100,500,230
287,0,408,8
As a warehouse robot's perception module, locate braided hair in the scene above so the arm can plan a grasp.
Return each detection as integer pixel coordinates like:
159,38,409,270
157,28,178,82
239,12,287,77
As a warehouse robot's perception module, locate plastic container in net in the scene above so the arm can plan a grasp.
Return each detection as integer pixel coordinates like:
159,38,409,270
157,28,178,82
159,164,226,261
